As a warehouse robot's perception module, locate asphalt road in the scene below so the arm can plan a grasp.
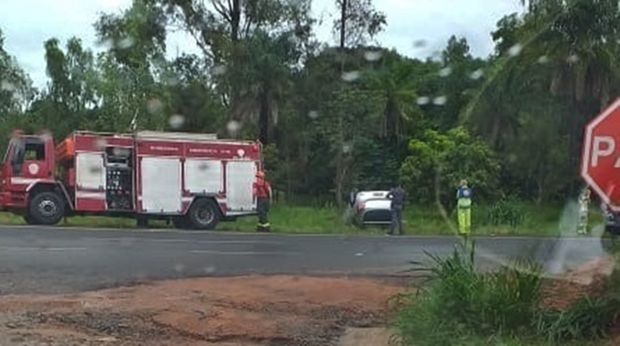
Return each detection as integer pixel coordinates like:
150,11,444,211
0,225,610,295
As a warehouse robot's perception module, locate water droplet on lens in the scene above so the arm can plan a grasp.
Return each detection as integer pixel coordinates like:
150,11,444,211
363,50,382,62
537,55,549,64
227,120,241,136
146,99,163,114
341,71,361,82
212,65,227,76
507,43,523,57
433,96,447,105
469,69,484,80
417,96,430,105
308,110,319,119
169,114,185,129
413,39,427,48
0,80,15,92
117,37,135,49
439,67,452,77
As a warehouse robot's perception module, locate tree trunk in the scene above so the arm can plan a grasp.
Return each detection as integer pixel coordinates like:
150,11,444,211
259,91,269,144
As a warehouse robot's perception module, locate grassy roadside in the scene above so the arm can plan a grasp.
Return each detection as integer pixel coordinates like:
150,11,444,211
389,240,620,346
0,199,602,236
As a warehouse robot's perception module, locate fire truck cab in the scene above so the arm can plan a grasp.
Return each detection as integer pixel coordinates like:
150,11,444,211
0,129,262,230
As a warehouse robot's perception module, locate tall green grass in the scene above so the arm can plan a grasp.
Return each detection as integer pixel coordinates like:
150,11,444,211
0,199,583,236
390,240,620,345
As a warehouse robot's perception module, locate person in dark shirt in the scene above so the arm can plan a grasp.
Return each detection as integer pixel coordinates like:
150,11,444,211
387,184,406,235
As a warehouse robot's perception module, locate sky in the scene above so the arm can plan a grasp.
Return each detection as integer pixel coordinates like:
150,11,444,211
0,0,524,89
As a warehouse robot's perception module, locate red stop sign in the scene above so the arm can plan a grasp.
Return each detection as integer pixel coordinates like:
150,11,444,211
582,98,620,211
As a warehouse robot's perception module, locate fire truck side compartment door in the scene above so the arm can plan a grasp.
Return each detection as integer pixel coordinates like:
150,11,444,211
226,160,256,211
140,157,182,213
185,159,222,193
76,152,105,190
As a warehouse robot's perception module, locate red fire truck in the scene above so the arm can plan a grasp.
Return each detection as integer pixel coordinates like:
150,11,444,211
0,129,262,230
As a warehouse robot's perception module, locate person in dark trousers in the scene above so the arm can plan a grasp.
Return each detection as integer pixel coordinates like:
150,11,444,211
387,183,406,236
253,170,272,232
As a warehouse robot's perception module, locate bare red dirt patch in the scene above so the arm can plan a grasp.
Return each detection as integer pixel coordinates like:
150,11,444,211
0,275,404,345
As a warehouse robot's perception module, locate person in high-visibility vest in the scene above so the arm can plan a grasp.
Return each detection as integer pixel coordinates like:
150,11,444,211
577,187,591,235
456,179,472,235
253,170,272,232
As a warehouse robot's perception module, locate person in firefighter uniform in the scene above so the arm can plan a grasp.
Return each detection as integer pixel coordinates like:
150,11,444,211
456,179,472,235
577,187,591,235
253,170,272,232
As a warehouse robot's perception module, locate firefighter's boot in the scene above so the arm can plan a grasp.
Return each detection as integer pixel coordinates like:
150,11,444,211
256,223,271,233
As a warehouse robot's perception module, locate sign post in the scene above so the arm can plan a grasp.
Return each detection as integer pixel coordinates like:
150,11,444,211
581,98,620,211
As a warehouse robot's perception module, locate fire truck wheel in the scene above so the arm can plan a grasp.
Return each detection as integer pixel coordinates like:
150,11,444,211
28,191,65,225
187,198,220,230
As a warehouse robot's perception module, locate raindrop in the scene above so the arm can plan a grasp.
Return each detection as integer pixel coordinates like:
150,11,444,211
567,54,579,63
537,55,550,64
146,98,163,114
507,43,523,57
439,67,452,77
98,38,115,50
94,138,108,150
308,110,319,119
38,131,53,142
416,96,430,105
204,265,216,274
169,114,185,129
0,80,15,92
116,37,135,49
433,96,447,105
174,264,185,273
113,147,131,157
212,65,227,76
164,74,179,86
342,143,352,154
430,51,442,63
363,50,382,62
413,39,427,48
89,166,103,174
227,120,241,136
469,69,484,80
507,154,518,163
341,71,361,82
198,162,209,171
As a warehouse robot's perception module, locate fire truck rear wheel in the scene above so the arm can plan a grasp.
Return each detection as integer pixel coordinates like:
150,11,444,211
28,191,65,225
187,198,220,230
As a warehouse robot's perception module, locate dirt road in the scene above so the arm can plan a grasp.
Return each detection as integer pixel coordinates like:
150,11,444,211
0,275,405,346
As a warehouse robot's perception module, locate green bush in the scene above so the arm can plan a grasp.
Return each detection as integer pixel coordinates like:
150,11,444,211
485,198,527,228
393,240,544,345
392,240,620,345
535,295,620,343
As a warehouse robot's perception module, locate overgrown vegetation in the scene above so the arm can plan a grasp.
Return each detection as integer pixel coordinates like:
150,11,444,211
391,241,620,345
1,0,617,216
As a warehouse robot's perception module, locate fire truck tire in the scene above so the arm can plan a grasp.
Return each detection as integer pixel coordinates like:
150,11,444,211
28,191,65,225
187,198,220,230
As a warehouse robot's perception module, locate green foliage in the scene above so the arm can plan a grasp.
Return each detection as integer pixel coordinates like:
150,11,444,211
393,241,544,345
1,0,619,207
485,198,527,228
393,241,620,346
535,296,620,343
399,126,501,205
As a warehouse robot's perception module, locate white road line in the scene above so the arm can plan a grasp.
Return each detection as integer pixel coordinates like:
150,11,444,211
189,250,301,256
104,238,282,245
0,246,87,251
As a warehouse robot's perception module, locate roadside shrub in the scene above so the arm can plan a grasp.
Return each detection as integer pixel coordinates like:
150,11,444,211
392,241,544,345
485,198,526,228
535,295,620,342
